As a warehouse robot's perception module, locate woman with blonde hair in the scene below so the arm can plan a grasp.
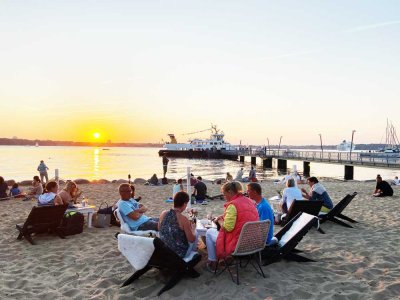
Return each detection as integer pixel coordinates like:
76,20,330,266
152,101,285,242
225,172,233,182
58,180,82,206
205,181,259,271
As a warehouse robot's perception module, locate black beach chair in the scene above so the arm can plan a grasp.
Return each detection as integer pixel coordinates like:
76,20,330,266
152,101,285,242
319,192,358,228
16,205,68,245
119,235,201,296
282,200,325,233
262,212,318,265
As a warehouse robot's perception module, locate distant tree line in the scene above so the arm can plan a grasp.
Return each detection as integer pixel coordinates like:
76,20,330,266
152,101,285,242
0,138,162,148
0,138,388,150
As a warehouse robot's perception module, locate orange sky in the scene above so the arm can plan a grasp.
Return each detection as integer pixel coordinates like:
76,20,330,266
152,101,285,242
1,1,399,145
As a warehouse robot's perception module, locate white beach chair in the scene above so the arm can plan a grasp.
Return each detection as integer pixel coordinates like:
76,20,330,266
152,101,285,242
118,234,201,296
114,209,158,237
262,212,319,265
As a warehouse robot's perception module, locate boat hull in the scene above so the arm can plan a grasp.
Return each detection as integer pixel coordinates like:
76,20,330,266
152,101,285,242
158,149,238,160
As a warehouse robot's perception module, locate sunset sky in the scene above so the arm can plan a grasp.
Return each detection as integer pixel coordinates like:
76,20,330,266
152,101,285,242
1,1,399,145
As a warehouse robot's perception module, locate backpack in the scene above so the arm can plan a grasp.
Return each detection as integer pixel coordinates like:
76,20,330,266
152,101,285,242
60,211,84,236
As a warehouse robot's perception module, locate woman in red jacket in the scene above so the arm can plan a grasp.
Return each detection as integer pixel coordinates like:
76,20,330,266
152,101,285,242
205,181,259,271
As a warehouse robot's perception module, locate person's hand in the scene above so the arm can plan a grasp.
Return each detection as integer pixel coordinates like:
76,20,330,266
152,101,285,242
301,188,307,193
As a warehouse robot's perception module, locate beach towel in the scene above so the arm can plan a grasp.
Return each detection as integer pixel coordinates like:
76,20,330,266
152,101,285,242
118,234,155,270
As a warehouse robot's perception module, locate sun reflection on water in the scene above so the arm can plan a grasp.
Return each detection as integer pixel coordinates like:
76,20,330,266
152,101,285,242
93,148,100,176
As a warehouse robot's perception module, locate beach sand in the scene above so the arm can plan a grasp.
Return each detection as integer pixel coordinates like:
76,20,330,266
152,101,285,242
1,180,399,299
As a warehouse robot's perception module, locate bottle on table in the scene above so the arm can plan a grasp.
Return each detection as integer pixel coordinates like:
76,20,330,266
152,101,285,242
81,196,86,207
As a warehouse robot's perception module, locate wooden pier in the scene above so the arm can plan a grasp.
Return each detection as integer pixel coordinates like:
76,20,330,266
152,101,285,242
238,148,400,180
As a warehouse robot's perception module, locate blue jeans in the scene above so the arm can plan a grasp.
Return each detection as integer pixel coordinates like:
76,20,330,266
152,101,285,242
137,218,159,231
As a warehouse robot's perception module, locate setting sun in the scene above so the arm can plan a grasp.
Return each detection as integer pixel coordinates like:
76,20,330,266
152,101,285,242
93,132,100,139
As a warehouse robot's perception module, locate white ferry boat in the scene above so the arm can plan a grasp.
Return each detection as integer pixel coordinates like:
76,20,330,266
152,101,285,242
158,125,238,160
337,140,355,152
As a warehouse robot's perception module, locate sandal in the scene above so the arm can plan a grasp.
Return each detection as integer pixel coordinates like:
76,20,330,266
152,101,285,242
205,262,217,273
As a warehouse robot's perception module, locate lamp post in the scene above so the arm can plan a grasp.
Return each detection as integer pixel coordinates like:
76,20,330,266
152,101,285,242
350,130,356,161
319,134,323,159
278,136,282,156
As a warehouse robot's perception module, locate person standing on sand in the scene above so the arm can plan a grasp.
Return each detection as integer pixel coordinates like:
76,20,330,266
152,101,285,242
162,154,169,178
37,160,49,183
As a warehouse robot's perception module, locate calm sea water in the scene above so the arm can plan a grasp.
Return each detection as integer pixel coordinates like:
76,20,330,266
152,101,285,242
0,146,398,182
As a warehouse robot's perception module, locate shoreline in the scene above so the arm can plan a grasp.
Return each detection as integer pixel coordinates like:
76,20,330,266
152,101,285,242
4,176,376,188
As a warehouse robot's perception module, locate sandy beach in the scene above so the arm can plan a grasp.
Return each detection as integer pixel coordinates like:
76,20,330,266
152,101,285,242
1,180,399,300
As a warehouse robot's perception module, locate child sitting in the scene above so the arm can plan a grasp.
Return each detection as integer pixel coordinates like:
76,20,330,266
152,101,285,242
9,183,26,198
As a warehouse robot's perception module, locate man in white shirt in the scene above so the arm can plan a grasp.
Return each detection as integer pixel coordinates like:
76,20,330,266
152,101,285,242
235,168,244,181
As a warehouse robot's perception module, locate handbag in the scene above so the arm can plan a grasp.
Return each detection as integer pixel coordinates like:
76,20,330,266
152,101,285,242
93,202,111,228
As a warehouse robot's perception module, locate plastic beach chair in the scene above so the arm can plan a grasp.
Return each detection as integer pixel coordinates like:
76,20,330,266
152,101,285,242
282,200,325,233
216,220,270,285
262,212,318,265
319,192,358,228
114,208,158,237
118,234,201,296
16,205,68,245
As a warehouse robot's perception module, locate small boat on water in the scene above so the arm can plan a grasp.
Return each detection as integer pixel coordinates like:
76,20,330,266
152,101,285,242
361,120,400,158
158,125,238,160
337,140,355,152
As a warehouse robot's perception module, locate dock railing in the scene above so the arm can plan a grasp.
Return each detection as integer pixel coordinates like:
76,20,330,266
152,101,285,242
238,147,400,168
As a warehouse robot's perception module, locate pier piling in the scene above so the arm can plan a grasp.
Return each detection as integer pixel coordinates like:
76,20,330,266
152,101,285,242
277,159,287,170
262,158,273,169
251,156,256,165
239,156,244,163
344,165,354,180
303,161,310,177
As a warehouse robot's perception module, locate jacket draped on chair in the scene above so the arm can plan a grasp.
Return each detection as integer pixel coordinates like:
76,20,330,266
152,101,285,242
216,194,259,259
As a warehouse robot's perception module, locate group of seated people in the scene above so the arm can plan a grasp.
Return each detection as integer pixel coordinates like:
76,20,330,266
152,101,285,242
117,181,276,269
37,180,82,206
0,176,44,200
280,176,333,214
116,174,341,271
